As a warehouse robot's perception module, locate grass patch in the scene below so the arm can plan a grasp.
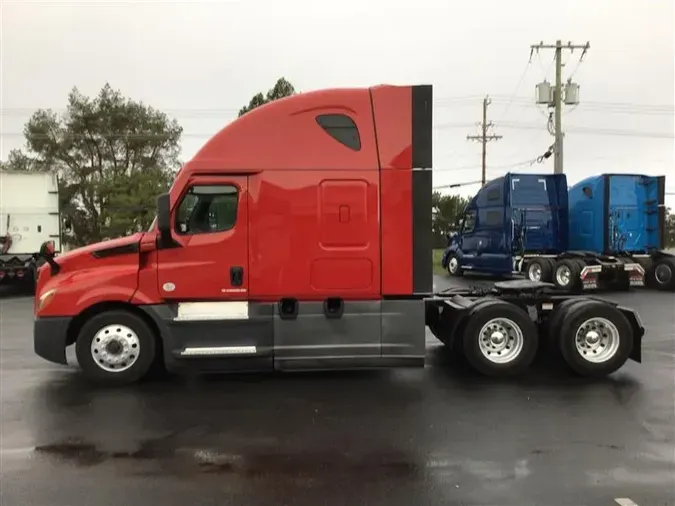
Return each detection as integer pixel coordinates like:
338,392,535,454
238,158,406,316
432,248,447,276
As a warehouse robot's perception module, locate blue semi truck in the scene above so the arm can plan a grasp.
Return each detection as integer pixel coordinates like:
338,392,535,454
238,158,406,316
441,172,675,292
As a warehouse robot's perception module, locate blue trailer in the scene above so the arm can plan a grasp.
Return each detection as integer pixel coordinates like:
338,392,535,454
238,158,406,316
568,174,674,291
441,173,647,291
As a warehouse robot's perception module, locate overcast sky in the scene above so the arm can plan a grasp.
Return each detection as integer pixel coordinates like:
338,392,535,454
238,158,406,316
1,0,674,205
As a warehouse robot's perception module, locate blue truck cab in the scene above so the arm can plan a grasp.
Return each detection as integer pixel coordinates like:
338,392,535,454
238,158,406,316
443,173,568,276
442,172,648,292
569,174,674,290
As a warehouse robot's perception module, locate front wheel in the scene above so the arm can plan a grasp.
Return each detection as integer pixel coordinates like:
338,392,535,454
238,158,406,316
558,301,633,377
75,310,157,385
446,254,463,277
461,301,539,377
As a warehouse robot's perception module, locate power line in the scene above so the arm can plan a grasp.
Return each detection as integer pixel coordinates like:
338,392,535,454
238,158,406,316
497,122,674,139
0,123,671,140
493,60,532,126
433,180,483,190
1,98,673,117
487,97,675,114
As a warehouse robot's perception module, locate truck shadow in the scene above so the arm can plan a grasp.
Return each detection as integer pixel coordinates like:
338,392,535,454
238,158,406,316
425,343,643,392
37,344,642,401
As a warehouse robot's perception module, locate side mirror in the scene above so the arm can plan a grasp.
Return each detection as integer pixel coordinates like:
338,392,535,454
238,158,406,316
38,240,60,274
39,240,55,259
156,193,173,247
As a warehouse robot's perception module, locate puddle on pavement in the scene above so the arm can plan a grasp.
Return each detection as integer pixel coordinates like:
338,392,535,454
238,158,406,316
33,437,419,481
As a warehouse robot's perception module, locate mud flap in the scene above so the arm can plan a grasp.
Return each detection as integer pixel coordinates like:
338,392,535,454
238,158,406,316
617,305,644,363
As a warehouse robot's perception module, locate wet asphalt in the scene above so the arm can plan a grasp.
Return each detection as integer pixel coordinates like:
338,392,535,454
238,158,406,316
0,276,674,506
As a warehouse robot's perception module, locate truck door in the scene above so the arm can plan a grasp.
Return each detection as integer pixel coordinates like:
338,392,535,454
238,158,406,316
457,210,481,271
156,175,272,371
157,176,248,300
478,208,512,274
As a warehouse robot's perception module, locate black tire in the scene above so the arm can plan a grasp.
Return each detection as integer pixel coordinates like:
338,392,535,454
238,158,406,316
650,257,675,291
525,258,553,283
558,300,633,377
446,254,463,277
541,297,589,352
552,259,582,292
75,310,157,385
461,300,539,377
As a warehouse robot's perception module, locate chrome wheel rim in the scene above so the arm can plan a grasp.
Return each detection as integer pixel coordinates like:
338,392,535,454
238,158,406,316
574,317,620,363
556,265,571,286
478,318,524,364
90,324,140,373
528,263,542,281
448,257,459,274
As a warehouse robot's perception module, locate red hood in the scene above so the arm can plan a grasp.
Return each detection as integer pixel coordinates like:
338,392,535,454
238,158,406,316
55,232,144,266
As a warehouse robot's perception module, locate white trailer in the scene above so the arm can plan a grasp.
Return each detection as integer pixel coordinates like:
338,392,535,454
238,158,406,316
0,170,61,292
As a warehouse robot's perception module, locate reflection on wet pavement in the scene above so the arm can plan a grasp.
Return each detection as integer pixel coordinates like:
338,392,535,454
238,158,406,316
1,280,674,506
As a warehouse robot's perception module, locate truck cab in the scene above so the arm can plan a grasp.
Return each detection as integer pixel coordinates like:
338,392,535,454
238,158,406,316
569,173,674,291
0,170,61,292
33,84,435,382
442,173,568,277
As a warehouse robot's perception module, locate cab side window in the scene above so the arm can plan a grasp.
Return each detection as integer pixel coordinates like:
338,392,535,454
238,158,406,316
175,184,238,235
463,211,477,233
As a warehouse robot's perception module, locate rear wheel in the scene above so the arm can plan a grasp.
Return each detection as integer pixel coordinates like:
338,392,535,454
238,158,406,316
557,301,633,377
542,297,589,351
553,259,582,292
461,301,538,377
649,257,675,291
75,310,157,385
525,258,553,283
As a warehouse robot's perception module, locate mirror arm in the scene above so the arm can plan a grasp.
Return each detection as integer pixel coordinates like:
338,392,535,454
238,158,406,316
156,193,181,250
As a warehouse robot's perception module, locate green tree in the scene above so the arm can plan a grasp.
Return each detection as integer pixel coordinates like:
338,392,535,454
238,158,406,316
432,192,469,248
238,77,296,117
2,83,183,246
666,207,675,248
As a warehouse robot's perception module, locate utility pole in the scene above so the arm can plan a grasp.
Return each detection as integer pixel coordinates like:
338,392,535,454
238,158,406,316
530,40,590,174
467,96,502,186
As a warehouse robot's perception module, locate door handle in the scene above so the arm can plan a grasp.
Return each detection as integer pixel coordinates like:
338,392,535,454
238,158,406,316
230,266,243,287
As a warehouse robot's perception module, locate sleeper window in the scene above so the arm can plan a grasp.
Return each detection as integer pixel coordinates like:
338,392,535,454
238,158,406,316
316,114,361,151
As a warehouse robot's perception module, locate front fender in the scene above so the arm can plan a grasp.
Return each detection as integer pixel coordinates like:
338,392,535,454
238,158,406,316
441,244,461,268
37,264,139,317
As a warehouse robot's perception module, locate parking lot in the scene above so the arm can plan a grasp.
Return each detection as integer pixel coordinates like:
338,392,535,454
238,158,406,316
1,277,674,506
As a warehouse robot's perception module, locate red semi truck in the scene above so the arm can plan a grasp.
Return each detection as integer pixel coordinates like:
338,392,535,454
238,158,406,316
33,84,645,385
